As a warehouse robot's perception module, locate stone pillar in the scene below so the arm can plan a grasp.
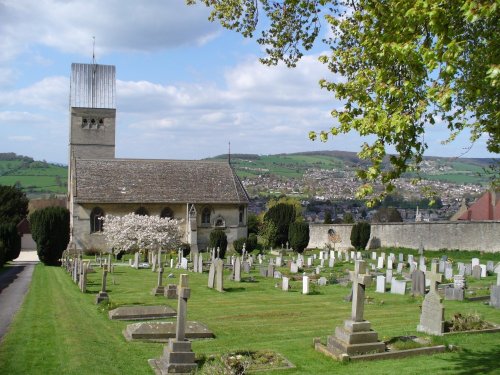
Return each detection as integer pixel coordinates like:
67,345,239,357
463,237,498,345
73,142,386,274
152,268,165,296
96,269,109,304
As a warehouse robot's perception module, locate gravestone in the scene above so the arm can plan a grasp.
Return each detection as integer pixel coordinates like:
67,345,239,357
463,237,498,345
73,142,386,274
444,263,453,280
302,276,309,294
445,274,466,301
480,264,487,278
486,261,494,272
109,305,176,320
152,268,165,296
215,259,224,292
371,251,377,260
233,257,241,282
318,277,327,286
491,272,500,309
417,263,445,335
165,284,177,299
207,262,215,289
376,275,386,293
133,252,140,269
193,253,198,273
377,257,384,269
328,258,335,268
387,258,393,270
198,253,203,273
398,253,404,263
282,276,289,291
267,263,275,278
386,269,393,283
326,260,385,356
390,279,407,295
472,265,482,279
180,257,188,270
471,258,480,268
290,262,298,274
411,270,426,296
79,263,87,293
149,274,197,374
242,261,250,273
96,269,109,304
125,321,214,342
396,263,404,274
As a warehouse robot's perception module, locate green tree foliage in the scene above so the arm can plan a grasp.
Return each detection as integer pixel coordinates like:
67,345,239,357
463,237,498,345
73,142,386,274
209,229,228,258
189,0,500,200
343,212,355,224
266,196,303,221
247,233,258,252
350,222,371,250
0,239,5,267
233,237,246,255
263,203,297,246
288,221,310,253
372,207,403,223
259,220,278,248
0,185,28,225
30,206,70,266
324,211,333,224
179,243,191,258
247,213,260,235
0,222,21,262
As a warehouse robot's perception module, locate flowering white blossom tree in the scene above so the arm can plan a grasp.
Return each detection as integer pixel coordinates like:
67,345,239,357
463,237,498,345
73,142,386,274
101,213,183,255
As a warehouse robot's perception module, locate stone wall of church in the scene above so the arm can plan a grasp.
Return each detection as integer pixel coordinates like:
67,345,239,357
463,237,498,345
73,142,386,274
308,221,500,252
70,202,247,252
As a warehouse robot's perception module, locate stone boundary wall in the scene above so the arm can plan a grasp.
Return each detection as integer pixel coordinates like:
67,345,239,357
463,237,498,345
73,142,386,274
308,221,500,253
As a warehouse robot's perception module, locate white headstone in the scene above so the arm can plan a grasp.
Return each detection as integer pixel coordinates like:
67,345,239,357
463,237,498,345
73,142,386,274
376,275,386,293
282,276,289,291
302,276,309,294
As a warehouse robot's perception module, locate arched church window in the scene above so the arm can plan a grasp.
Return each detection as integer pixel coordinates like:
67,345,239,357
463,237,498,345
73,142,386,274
239,206,245,225
214,215,226,228
160,207,174,219
201,207,211,225
90,207,104,233
135,207,149,216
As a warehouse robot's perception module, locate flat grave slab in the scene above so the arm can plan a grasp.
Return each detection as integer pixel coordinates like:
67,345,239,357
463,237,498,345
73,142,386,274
124,321,215,342
108,305,176,321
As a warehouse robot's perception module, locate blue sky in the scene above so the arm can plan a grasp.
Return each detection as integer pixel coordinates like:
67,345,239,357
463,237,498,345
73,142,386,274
0,0,495,165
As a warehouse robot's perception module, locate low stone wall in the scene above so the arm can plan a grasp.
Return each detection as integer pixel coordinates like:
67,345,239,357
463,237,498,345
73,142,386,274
308,221,500,252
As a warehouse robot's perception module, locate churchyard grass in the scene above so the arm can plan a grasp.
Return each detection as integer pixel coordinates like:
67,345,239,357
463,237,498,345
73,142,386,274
0,250,499,375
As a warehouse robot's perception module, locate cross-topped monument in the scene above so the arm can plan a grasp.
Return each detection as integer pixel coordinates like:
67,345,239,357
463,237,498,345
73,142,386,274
149,274,197,374
417,259,445,335
325,260,385,357
349,260,372,322
426,262,443,295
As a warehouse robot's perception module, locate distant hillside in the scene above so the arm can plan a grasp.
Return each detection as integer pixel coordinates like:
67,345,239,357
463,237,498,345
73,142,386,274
0,153,67,196
210,150,495,185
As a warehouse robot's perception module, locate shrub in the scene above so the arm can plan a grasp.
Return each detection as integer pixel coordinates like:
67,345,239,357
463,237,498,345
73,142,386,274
263,203,296,247
350,222,371,250
209,229,228,258
0,222,21,262
233,237,246,255
30,206,70,266
247,233,258,252
0,185,29,224
288,222,310,254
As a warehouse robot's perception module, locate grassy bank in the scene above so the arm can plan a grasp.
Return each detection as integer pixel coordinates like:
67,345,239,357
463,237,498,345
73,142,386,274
0,251,499,374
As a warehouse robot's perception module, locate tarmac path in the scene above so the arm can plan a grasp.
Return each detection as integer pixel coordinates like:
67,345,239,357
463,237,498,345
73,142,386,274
0,251,38,342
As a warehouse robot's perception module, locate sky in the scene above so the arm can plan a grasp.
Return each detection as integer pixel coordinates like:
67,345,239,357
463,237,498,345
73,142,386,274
0,0,496,165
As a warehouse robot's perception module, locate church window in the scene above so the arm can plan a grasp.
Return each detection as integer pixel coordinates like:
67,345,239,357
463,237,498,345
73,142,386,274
90,207,104,233
201,207,211,225
135,207,149,216
214,215,226,228
160,207,173,219
239,206,245,225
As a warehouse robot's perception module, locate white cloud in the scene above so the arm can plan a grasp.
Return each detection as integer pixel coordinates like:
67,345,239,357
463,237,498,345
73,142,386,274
0,0,218,61
8,135,35,142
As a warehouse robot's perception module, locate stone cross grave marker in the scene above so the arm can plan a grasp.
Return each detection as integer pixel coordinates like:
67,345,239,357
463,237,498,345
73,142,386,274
417,262,445,335
349,260,372,322
96,269,109,304
149,274,197,374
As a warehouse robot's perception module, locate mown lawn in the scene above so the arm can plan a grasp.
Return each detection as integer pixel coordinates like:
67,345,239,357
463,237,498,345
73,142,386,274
0,250,499,374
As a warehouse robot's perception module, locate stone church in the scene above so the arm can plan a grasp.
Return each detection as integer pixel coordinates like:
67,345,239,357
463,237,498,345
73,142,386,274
67,63,249,253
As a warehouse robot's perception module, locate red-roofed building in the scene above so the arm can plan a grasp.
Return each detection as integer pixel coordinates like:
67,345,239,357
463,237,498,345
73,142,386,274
455,190,500,221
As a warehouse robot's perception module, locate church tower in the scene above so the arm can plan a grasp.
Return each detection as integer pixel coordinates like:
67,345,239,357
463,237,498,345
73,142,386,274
69,63,116,160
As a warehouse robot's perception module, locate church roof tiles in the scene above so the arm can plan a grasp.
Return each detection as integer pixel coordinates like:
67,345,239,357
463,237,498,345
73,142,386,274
73,158,249,204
